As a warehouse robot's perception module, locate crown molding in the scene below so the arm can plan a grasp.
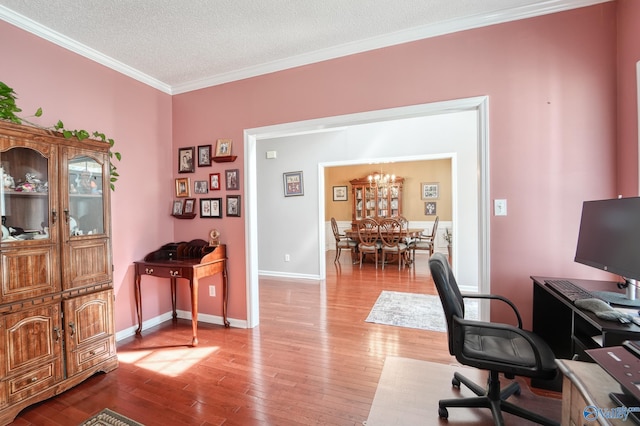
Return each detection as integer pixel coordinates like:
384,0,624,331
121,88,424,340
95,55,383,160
1,1,611,95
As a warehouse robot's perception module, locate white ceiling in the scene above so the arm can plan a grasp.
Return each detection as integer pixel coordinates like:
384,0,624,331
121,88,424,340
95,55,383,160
0,0,609,94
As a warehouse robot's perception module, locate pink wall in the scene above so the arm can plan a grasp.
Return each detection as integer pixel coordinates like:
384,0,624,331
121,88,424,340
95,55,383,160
617,0,640,196
2,2,638,331
0,21,175,332
173,4,622,326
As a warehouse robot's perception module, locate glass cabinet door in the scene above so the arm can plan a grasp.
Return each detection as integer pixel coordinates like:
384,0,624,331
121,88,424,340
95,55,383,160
0,147,52,243
67,156,104,236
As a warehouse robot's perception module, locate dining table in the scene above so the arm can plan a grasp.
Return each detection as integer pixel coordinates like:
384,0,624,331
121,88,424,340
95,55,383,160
343,227,425,266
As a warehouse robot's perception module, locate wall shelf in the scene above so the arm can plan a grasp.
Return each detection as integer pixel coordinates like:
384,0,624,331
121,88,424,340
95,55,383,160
212,155,237,163
172,213,197,219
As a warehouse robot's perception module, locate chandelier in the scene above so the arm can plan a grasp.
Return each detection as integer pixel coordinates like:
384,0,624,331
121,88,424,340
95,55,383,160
368,171,396,191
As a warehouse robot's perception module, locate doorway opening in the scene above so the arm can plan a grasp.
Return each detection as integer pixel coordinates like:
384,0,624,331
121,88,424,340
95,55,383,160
245,96,489,328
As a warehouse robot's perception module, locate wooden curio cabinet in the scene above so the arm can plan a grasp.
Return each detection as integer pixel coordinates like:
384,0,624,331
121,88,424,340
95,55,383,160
0,121,117,425
350,174,404,228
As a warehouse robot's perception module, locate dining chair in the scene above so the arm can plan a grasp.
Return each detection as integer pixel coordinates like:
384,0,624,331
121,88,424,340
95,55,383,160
356,218,381,268
330,217,357,263
410,216,439,263
379,218,408,270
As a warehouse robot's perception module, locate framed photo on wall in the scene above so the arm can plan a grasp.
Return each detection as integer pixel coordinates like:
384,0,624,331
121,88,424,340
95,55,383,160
421,182,439,200
197,145,212,167
226,195,241,217
175,178,190,197
178,147,195,173
425,201,437,216
183,198,196,215
209,173,221,190
172,200,183,216
194,180,208,194
332,186,348,201
225,169,239,190
283,171,304,197
200,198,222,218
215,138,233,157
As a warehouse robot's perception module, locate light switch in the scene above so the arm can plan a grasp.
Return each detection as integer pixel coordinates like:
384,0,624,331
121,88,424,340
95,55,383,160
494,199,507,216
266,150,277,159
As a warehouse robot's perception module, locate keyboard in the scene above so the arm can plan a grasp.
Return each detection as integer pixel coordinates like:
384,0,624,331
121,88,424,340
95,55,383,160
544,279,594,303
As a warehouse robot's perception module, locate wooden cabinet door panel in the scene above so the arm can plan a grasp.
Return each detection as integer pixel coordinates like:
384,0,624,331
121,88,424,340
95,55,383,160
63,290,115,377
0,246,59,303
61,238,111,289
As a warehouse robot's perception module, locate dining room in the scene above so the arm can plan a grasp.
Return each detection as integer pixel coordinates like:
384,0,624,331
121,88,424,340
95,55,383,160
324,159,452,268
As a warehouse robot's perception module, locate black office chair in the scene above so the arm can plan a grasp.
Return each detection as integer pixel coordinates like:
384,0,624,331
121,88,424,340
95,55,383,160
428,253,559,426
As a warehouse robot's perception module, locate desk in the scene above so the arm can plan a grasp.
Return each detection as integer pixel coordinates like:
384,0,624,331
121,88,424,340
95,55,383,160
134,241,229,347
532,277,640,361
557,359,626,425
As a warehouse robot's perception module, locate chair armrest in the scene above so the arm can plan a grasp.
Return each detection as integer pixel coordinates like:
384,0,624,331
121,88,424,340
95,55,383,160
453,316,545,371
461,293,523,329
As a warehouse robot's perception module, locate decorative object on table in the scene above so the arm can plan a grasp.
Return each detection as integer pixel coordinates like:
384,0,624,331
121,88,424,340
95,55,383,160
197,144,212,167
332,185,348,201
226,195,241,217
225,169,239,190
178,147,195,173
421,182,439,199
200,198,222,218
209,229,220,246
209,173,221,190
424,201,437,215
175,177,190,197
366,290,477,332
283,171,304,197
194,180,208,194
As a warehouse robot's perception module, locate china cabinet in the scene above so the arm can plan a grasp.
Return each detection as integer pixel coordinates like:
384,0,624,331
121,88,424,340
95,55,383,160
0,121,116,425
349,174,404,227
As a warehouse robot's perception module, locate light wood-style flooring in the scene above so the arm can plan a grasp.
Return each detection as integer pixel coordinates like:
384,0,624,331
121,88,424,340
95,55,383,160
10,251,560,425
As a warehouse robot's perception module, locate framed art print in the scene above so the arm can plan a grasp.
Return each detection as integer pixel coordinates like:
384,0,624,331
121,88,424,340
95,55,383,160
197,144,212,167
194,180,208,194
178,147,195,173
425,201,437,216
172,200,183,216
215,138,233,157
332,186,348,201
421,182,439,200
183,198,196,215
283,171,304,197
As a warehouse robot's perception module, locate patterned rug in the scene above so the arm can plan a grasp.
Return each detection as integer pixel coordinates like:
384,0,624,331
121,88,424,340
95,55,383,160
365,290,478,332
80,408,144,426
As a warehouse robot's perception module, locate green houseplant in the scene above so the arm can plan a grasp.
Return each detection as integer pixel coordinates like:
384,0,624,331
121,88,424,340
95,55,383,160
0,81,121,190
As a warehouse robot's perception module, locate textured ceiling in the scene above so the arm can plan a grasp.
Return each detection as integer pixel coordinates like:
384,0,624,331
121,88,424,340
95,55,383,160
0,0,609,93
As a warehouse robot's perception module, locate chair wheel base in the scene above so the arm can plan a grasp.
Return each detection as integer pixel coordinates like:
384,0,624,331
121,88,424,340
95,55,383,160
438,406,449,419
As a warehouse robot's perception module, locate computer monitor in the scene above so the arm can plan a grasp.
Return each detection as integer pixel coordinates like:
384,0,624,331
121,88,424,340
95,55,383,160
575,197,640,307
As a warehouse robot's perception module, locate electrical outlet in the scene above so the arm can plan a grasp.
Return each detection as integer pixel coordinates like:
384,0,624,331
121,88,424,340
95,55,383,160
209,286,216,297
285,254,290,262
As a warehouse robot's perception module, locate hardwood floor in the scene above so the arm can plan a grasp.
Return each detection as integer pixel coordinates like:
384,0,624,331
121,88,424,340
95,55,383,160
10,252,560,425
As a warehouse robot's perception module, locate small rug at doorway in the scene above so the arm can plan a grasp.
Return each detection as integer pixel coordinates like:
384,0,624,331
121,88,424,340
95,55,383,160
79,408,144,426
365,290,477,332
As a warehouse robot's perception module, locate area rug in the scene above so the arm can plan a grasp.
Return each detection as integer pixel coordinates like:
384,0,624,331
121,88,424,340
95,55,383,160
365,357,561,425
365,290,477,332
80,408,144,426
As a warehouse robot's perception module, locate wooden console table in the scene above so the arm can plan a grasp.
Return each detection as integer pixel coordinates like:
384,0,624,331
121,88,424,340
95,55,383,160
134,240,229,346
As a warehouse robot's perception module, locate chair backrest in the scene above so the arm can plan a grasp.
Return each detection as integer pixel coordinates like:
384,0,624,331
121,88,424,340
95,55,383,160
429,252,465,355
430,216,440,240
330,217,341,241
396,216,409,229
379,218,402,247
357,218,379,245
